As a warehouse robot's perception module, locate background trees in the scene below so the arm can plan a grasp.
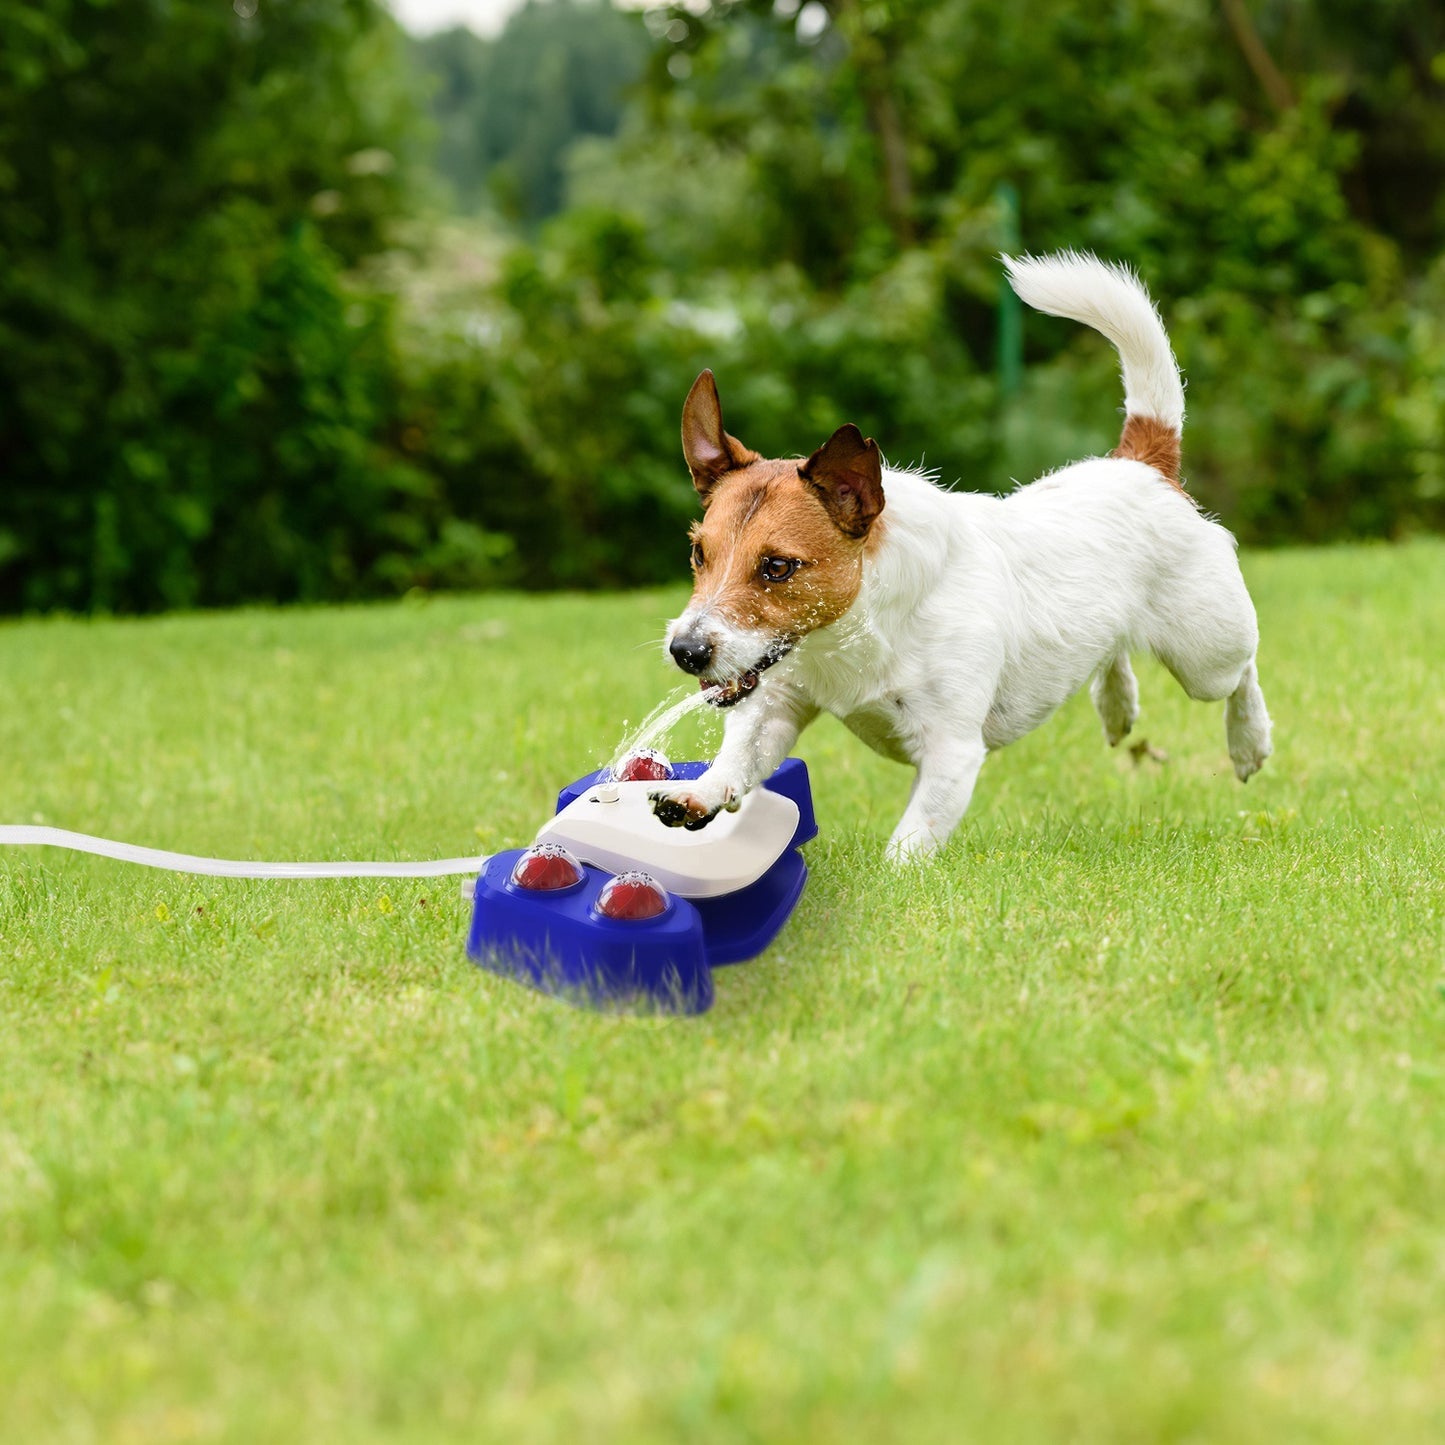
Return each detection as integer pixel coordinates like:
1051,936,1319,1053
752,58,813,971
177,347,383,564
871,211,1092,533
0,0,434,611
412,0,648,220
2,0,1442,612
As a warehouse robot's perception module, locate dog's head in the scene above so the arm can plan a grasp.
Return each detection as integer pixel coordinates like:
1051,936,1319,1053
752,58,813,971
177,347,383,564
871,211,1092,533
665,370,885,705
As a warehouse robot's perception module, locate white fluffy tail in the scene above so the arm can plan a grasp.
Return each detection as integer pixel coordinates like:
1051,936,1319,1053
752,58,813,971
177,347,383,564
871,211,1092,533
1002,251,1185,434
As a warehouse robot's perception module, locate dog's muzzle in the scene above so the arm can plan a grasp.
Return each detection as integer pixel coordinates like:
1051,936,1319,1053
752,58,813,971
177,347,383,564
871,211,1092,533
699,641,794,708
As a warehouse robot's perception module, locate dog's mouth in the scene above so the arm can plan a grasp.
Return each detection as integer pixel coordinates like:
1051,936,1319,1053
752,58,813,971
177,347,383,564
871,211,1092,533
700,642,794,708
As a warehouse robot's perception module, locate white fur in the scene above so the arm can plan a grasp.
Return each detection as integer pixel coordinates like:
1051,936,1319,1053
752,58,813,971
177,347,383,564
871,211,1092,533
659,253,1272,860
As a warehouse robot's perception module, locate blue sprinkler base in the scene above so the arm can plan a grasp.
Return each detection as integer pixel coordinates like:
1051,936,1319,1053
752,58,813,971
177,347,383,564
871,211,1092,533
467,759,816,1014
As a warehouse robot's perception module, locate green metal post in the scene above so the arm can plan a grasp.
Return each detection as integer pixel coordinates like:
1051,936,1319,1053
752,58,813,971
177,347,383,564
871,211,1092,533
996,181,1023,403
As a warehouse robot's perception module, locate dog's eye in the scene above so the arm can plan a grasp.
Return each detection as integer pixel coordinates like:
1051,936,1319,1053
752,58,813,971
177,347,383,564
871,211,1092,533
759,556,800,583
690,542,704,569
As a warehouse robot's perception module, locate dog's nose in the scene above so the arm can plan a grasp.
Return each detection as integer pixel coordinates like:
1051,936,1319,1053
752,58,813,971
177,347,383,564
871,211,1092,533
669,633,714,676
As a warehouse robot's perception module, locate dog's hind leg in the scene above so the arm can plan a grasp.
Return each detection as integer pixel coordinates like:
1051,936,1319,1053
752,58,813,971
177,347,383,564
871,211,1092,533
1225,658,1272,782
1147,562,1272,781
1091,652,1138,747
1155,641,1272,781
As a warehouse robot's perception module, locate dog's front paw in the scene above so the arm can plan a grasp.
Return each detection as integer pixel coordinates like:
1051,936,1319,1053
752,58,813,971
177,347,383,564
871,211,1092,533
649,782,736,831
884,829,942,867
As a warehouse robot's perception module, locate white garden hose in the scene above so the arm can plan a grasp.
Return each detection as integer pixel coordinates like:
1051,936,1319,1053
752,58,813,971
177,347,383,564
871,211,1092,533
0,825,486,880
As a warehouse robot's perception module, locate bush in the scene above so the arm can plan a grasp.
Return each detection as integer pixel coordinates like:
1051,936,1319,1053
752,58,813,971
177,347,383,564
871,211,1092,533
2,0,1442,614
0,0,442,612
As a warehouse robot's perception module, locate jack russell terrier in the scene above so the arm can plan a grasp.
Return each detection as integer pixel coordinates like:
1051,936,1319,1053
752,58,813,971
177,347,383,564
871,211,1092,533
650,251,1273,862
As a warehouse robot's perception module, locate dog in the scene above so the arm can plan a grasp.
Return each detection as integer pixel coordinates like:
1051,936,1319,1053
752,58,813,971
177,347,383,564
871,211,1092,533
650,251,1273,862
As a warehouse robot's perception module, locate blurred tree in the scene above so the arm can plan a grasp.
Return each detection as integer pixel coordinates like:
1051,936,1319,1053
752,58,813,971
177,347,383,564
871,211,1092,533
1284,0,1445,257
397,207,701,588
2,0,1443,614
411,1,650,221
556,0,1445,543
0,0,457,611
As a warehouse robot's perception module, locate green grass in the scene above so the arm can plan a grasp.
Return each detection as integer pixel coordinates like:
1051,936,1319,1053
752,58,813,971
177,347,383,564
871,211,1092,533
2,540,1442,1443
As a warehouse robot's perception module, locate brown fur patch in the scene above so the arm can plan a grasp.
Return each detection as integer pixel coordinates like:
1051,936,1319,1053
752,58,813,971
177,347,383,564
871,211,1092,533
1113,413,1185,492
687,460,870,642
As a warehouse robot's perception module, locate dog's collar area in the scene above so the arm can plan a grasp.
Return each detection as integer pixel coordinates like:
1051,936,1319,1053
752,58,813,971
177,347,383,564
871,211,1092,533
700,641,794,707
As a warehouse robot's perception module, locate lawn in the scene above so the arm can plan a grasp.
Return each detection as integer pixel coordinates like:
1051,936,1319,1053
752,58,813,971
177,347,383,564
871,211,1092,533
1,540,1442,1443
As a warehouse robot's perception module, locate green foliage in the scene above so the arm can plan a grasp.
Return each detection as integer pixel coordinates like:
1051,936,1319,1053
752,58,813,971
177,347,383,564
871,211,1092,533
550,0,1444,545
3,0,1444,612
410,1,649,221
392,209,698,590
0,0,463,612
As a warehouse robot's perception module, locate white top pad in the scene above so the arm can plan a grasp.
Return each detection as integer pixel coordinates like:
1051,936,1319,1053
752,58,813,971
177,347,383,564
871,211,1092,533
533,780,799,899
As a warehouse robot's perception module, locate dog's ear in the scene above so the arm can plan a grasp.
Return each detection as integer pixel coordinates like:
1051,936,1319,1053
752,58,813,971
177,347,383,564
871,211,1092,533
799,424,885,538
681,370,758,504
